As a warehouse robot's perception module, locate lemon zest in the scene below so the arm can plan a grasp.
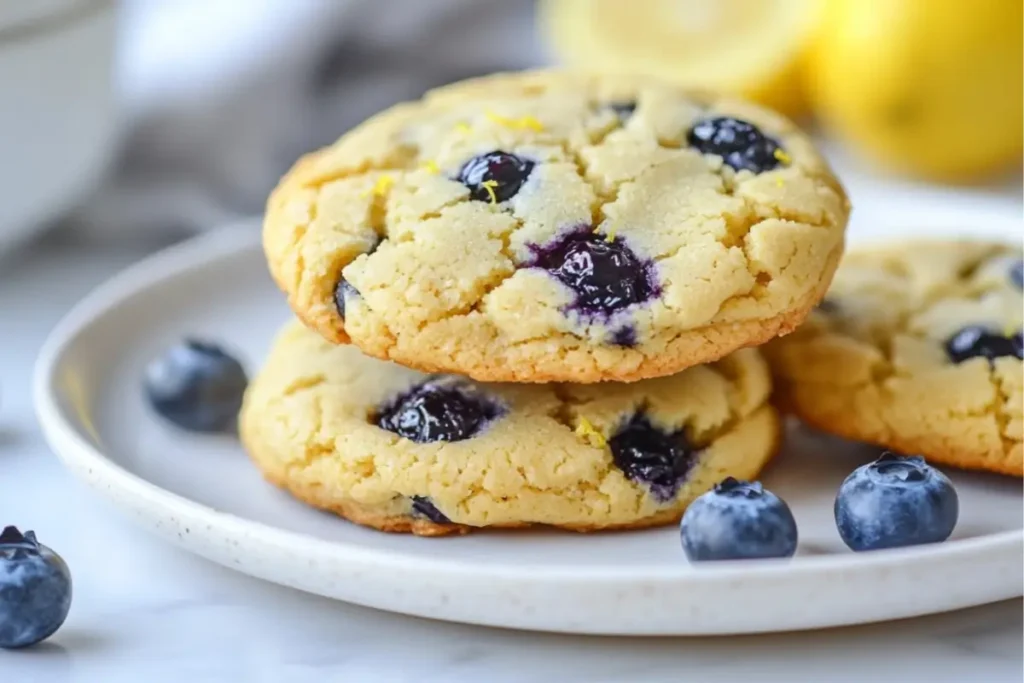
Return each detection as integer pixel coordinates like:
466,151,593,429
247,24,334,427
421,160,441,174
773,148,792,165
360,174,394,199
604,227,617,243
775,178,785,188
455,122,472,134
575,417,607,448
485,110,545,132
480,180,500,204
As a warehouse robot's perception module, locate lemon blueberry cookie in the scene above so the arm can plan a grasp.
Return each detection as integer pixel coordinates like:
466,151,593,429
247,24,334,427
765,240,1023,476
240,321,780,536
264,70,849,383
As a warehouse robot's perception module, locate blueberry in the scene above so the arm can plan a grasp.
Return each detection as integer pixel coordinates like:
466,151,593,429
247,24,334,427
143,340,248,433
456,151,535,203
835,453,958,552
0,527,72,649
608,101,637,120
608,414,697,502
680,478,798,561
529,230,657,316
816,297,839,314
376,380,502,443
944,325,1023,364
333,279,359,318
687,116,783,173
410,496,451,524
1010,259,1023,289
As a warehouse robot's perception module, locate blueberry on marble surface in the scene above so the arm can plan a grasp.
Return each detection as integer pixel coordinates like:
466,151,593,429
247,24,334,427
944,325,1023,363
834,453,958,552
410,496,452,524
144,340,248,433
608,414,697,502
456,151,535,203
680,478,798,562
687,116,784,173
530,230,656,316
0,526,72,649
376,380,502,444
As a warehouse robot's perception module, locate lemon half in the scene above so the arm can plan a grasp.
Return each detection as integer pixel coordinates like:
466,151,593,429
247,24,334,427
539,0,822,117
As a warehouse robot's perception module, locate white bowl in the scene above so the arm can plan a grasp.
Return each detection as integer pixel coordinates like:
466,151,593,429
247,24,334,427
0,0,118,254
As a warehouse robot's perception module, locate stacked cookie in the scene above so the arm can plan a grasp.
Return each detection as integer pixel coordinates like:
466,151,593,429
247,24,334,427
242,70,850,535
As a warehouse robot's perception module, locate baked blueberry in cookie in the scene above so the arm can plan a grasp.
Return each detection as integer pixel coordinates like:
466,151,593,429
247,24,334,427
687,116,784,173
375,380,502,443
333,279,359,318
410,496,452,524
456,151,535,203
610,326,638,347
530,230,657,316
609,414,698,502
608,101,636,119
1010,259,1023,289
945,325,1023,364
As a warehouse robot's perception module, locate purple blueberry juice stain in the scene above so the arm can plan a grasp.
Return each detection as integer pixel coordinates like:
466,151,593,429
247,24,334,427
410,496,452,524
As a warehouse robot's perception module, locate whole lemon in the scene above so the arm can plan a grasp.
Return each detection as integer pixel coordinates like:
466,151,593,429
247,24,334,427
808,0,1022,181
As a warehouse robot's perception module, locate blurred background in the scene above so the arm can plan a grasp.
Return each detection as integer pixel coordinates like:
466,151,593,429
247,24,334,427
0,0,1021,258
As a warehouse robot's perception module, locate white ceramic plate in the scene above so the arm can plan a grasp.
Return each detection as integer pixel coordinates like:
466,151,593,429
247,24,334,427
34,223,1023,636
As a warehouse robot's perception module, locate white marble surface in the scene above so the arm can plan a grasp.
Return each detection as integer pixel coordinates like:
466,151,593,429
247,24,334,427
1,242,1021,682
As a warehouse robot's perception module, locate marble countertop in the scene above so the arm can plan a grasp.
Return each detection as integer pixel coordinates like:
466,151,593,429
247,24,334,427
1,240,1022,683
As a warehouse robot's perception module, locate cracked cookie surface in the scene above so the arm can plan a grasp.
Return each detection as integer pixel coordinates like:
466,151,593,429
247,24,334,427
240,321,780,536
764,240,1023,476
263,70,849,383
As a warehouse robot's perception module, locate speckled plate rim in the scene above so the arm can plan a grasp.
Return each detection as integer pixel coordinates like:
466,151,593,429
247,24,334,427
33,223,1024,635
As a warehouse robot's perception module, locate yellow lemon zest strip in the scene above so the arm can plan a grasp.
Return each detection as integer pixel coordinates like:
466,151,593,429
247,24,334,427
604,227,617,243
455,122,472,134
360,174,394,199
575,417,607,448
485,110,545,132
773,148,792,165
775,177,785,188
421,160,440,174
480,180,500,204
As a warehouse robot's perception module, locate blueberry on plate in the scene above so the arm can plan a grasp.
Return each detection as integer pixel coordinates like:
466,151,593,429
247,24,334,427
143,339,248,433
687,116,784,173
680,478,798,562
0,526,72,649
834,453,958,552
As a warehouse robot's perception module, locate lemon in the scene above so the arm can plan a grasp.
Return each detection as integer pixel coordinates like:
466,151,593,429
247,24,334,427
807,0,1023,181
539,0,822,117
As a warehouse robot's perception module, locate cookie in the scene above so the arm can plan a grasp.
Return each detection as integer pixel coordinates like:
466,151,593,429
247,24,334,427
240,321,780,536
264,70,849,383
764,240,1023,476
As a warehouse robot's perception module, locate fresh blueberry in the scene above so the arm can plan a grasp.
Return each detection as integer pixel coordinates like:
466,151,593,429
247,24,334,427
834,453,959,552
687,116,783,173
945,325,1023,364
456,151,535,203
608,101,637,120
1009,258,1023,289
410,496,451,524
529,230,657,316
680,478,798,561
143,340,248,433
0,527,72,649
609,414,697,502
376,380,502,443
333,279,359,318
